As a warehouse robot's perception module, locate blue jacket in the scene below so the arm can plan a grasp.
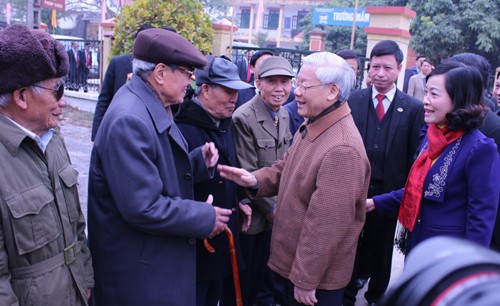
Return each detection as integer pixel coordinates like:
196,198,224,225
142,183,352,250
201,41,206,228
88,76,216,306
374,127,500,253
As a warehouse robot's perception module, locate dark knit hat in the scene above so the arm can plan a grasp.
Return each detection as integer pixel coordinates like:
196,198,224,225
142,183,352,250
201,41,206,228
133,28,207,69
195,56,253,90
0,24,69,94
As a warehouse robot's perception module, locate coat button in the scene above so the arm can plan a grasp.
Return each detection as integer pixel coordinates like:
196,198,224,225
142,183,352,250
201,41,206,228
187,238,195,244
218,180,224,186
184,173,192,180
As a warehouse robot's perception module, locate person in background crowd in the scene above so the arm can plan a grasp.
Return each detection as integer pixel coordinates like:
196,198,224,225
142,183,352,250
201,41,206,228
367,61,500,255
90,25,175,141
0,24,94,306
336,49,360,78
67,41,80,91
494,71,500,108
344,40,425,306
236,50,273,109
448,53,500,156
79,42,92,93
365,62,374,88
175,55,253,306
229,56,294,306
450,53,498,112
88,28,232,306
237,50,254,84
408,59,433,101
403,55,426,93
220,51,370,306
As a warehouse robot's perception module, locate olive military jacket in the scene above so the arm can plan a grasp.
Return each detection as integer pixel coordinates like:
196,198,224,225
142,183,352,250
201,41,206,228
0,115,94,306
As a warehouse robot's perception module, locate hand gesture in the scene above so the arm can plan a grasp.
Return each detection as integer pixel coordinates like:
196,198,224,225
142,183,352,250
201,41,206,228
294,285,317,305
366,198,375,212
205,194,232,238
238,202,252,232
202,142,218,168
218,164,257,188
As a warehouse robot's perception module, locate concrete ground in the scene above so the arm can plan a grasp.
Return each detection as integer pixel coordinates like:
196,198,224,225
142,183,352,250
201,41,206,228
60,105,405,306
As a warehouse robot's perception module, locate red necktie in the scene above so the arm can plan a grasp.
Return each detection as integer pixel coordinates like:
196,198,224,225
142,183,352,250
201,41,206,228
376,94,385,121
246,62,251,83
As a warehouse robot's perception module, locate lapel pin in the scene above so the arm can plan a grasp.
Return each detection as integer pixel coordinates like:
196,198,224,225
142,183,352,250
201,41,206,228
397,107,404,112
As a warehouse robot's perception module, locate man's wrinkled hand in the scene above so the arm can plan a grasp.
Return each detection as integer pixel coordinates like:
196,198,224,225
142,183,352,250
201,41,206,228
294,285,317,305
202,142,218,168
218,164,257,188
239,202,252,232
206,194,232,238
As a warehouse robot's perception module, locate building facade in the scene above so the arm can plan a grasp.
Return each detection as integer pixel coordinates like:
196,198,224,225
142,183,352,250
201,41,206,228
233,0,329,48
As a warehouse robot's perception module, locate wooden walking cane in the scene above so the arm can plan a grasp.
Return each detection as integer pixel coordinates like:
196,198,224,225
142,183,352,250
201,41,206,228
203,227,243,306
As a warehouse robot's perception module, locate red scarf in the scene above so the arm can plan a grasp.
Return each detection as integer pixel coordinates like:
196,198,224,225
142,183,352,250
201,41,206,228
398,124,465,231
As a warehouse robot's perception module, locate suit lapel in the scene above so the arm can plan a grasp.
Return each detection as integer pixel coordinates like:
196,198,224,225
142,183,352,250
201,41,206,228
385,90,405,156
351,88,371,141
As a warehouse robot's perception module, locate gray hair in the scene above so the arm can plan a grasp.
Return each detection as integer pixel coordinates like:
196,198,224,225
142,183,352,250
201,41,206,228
301,52,355,102
0,81,43,108
132,58,156,79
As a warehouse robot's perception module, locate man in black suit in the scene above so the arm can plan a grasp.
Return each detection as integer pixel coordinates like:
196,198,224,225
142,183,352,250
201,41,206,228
79,42,92,93
91,53,133,140
67,41,80,91
344,40,425,306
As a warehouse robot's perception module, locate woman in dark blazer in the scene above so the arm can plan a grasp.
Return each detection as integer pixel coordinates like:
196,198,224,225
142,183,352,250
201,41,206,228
367,61,500,254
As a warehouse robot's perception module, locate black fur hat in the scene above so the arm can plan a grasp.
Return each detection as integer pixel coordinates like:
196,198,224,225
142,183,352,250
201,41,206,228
0,24,69,94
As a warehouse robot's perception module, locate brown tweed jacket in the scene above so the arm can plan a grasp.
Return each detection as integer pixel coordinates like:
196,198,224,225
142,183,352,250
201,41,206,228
253,102,371,290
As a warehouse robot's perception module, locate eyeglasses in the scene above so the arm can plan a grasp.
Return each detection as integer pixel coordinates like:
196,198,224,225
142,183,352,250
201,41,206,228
292,79,325,93
176,66,195,80
32,83,65,101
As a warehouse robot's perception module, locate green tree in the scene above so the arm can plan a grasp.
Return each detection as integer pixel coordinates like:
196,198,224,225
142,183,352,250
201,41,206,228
112,0,214,56
409,0,500,70
199,0,230,19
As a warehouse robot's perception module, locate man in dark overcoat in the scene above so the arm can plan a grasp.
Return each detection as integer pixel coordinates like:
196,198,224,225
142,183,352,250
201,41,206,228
88,28,232,306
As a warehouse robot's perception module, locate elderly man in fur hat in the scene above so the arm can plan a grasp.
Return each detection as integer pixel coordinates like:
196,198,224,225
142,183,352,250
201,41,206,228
88,28,232,305
0,25,94,305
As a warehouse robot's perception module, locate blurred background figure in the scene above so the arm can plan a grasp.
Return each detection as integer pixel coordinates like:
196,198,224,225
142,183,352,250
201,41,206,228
407,59,433,101
403,55,426,93
79,42,92,93
67,41,80,91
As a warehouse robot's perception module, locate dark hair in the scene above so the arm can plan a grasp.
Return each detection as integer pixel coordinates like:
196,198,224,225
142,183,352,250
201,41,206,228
336,49,358,60
250,50,273,66
370,40,404,65
416,55,426,61
421,59,433,66
450,53,491,88
427,61,486,131
496,70,500,80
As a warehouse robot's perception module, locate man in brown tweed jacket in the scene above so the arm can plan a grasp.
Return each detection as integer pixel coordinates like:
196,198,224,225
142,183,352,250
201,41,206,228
219,52,371,306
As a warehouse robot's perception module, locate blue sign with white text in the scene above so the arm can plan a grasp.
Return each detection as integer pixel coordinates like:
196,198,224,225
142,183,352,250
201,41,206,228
313,8,371,28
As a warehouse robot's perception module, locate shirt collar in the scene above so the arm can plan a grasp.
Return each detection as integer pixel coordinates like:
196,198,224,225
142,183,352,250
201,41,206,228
300,102,351,141
372,85,397,102
1,114,54,153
